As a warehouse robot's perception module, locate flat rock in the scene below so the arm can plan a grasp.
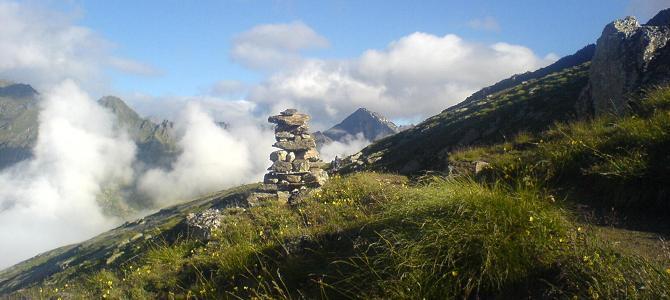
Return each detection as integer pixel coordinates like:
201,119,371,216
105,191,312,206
247,192,278,207
258,183,278,192
269,160,293,172
275,131,294,139
269,113,310,127
280,108,298,116
297,148,320,161
292,159,310,172
274,139,316,151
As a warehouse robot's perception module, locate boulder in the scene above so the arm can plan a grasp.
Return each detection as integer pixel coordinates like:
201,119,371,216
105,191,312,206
185,209,222,241
578,10,670,116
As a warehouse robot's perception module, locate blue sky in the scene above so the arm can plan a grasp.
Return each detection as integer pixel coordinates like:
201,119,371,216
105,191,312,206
1,0,667,126
74,0,639,96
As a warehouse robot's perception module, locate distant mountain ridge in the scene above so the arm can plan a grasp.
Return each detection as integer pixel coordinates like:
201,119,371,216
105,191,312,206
97,96,178,168
0,85,178,170
314,108,400,148
0,81,39,169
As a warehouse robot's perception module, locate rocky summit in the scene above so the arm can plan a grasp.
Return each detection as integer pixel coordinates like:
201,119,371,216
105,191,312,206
247,109,329,206
579,8,670,115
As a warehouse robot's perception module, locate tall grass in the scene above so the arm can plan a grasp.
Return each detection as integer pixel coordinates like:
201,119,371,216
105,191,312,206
22,172,670,299
458,86,670,211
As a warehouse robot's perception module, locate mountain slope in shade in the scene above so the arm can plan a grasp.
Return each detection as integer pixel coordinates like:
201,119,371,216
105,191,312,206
341,45,594,174
0,81,39,169
459,44,595,108
97,96,178,169
0,87,179,171
314,108,400,148
0,184,258,294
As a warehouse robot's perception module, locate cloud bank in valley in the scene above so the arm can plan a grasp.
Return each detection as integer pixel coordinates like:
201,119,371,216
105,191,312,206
139,103,273,205
0,80,136,269
319,133,371,162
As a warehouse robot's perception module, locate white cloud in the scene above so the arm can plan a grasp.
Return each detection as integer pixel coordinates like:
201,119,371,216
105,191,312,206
208,80,249,97
0,1,159,92
319,133,370,162
467,16,501,32
0,80,136,269
231,21,329,70
246,32,556,129
138,103,273,205
108,57,162,77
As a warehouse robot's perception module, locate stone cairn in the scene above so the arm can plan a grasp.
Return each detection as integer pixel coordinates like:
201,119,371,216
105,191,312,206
247,109,329,206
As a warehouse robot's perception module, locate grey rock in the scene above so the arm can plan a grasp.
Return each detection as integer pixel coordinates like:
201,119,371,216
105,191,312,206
297,148,320,161
264,173,279,184
280,108,298,116
247,192,278,207
268,113,310,127
292,159,310,172
185,209,222,241
270,150,288,162
275,131,294,139
274,139,316,151
286,151,296,162
258,183,278,192
579,10,670,116
269,160,293,172
474,161,490,174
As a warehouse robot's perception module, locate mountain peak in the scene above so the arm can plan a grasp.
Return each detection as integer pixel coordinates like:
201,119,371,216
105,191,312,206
322,108,399,142
98,96,142,122
0,81,38,100
645,8,670,27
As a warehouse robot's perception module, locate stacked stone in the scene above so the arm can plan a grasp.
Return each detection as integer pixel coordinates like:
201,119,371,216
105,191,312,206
266,109,329,189
249,109,328,206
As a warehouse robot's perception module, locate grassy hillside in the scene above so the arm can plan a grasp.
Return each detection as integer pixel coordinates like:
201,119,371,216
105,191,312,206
5,87,670,298
450,86,670,213
345,62,590,174
0,184,258,295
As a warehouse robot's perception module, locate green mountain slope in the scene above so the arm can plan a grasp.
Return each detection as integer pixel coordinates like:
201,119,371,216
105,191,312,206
97,96,178,168
4,11,670,298
3,67,670,300
0,184,258,295
0,86,178,170
0,81,39,169
345,62,590,174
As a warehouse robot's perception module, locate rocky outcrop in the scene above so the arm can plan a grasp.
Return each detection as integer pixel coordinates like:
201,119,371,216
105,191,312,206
247,109,329,206
185,209,222,241
578,9,670,116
